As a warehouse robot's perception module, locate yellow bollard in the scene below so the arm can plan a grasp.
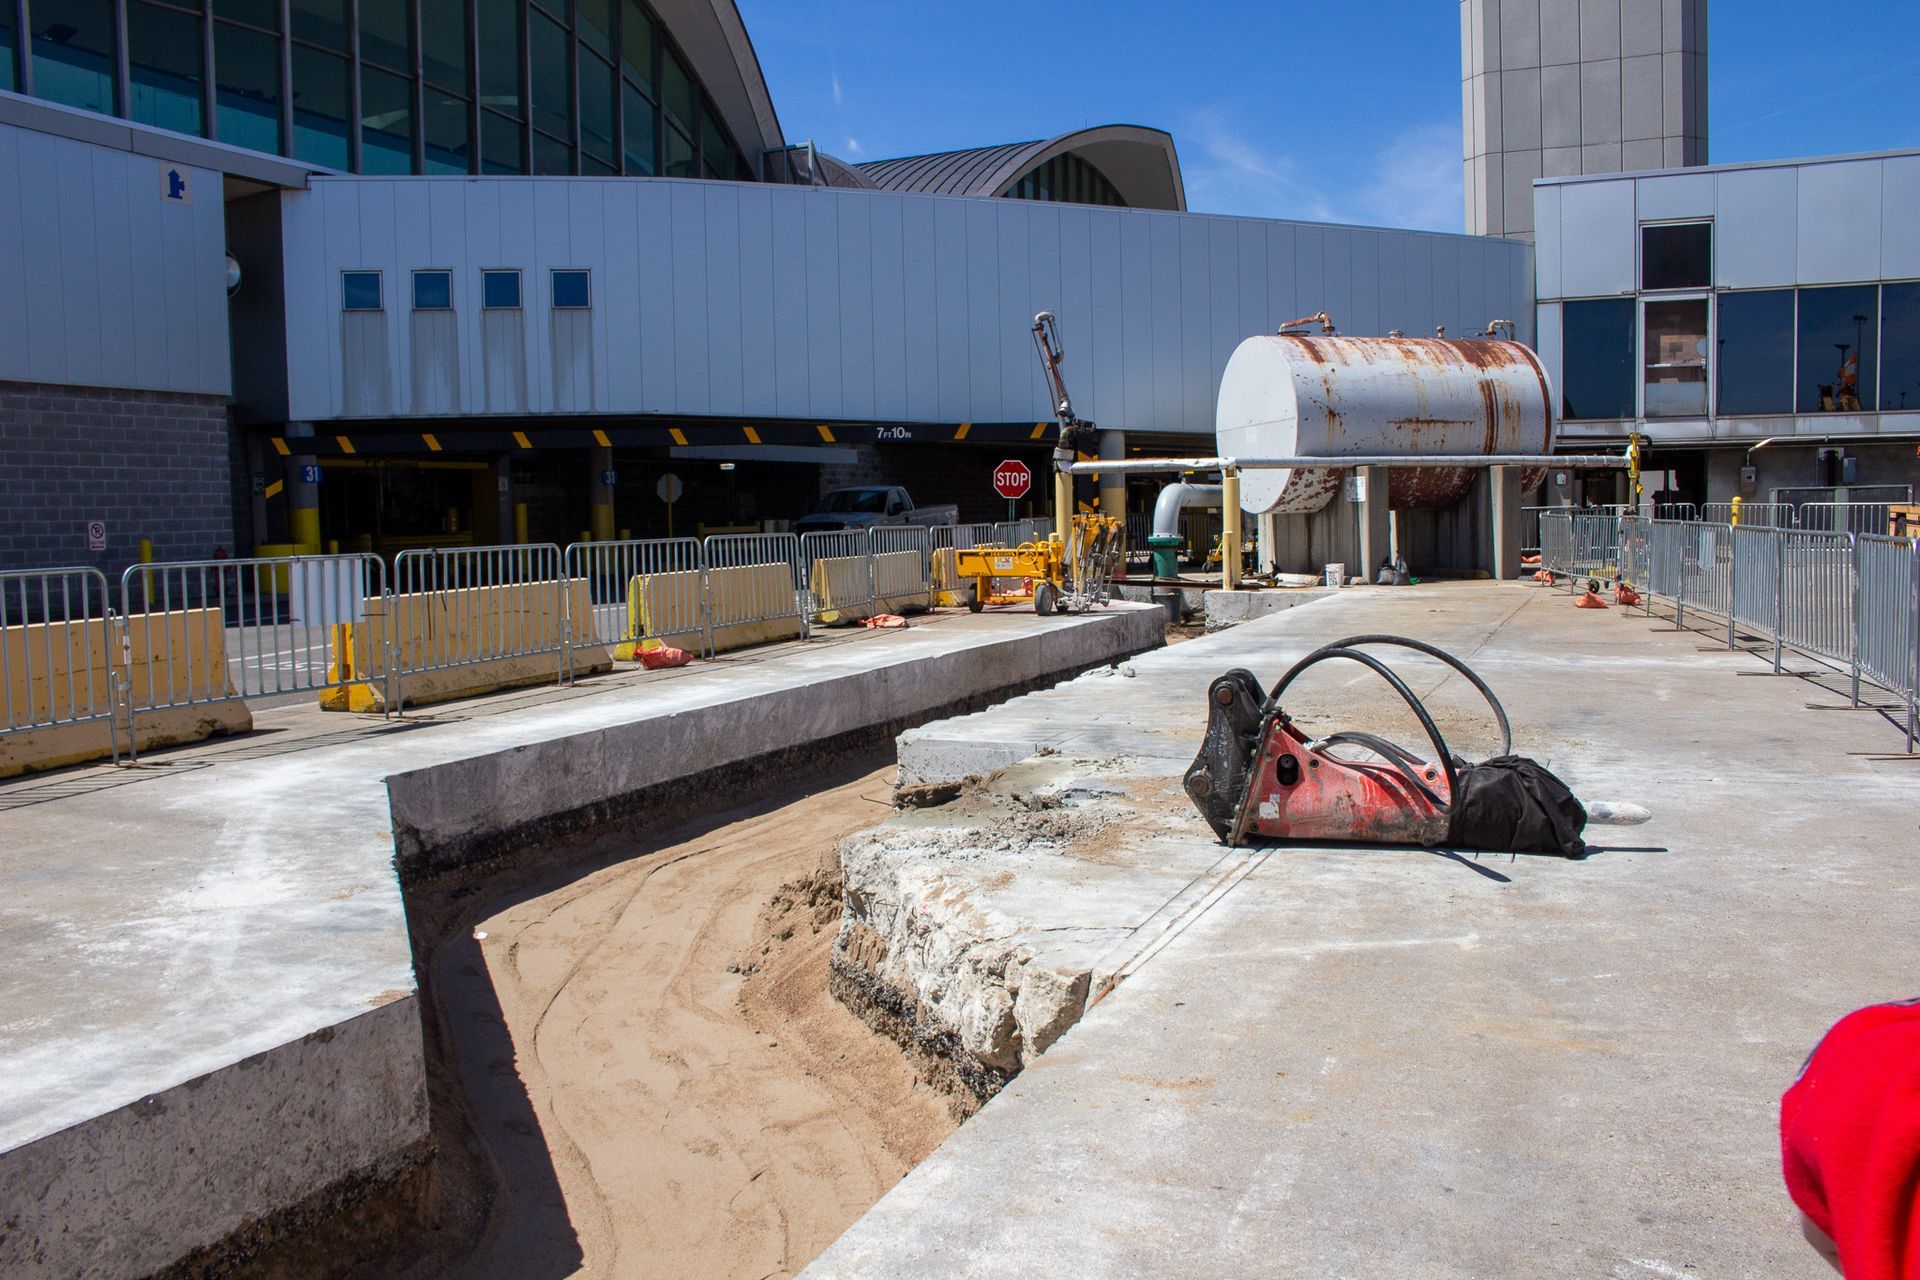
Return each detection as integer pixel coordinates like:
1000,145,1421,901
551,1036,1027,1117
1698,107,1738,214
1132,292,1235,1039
513,503,529,544
1222,470,1243,590
138,538,153,563
1730,495,1743,527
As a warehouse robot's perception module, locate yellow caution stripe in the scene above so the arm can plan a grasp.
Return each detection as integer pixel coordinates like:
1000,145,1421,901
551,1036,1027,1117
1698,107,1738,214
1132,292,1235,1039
513,430,533,450
743,426,762,444
1030,422,1049,439
815,424,836,443
955,422,971,440
669,427,688,446
422,432,442,452
263,479,284,499
336,435,356,455
270,437,291,456
593,428,611,447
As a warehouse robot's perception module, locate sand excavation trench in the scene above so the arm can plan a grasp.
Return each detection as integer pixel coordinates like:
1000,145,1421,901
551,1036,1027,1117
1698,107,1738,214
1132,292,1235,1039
428,763,958,1280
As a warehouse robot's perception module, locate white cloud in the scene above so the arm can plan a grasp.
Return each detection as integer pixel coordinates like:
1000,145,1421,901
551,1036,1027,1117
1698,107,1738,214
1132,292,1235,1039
844,137,862,155
1180,112,1464,235
831,73,843,106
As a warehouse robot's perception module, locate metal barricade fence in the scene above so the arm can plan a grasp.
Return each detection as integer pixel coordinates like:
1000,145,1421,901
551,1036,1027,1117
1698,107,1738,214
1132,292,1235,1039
1854,534,1920,744
1,567,125,762
1539,510,1573,575
120,552,386,708
869,525,933,603
1778,530,1857,666
564,538,704,654
389,545,568,708
932,523,997,551
1567,512,1622,582
799,530,875,621
1731,525,1781,647
1795,502,1896,536
703,532,805,633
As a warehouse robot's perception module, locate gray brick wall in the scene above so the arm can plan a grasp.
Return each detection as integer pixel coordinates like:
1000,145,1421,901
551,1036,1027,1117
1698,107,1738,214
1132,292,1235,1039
0,380,236,580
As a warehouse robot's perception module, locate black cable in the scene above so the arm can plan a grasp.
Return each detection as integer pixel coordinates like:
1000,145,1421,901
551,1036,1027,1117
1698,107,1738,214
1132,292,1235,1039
1267,633,1512,756
1264,646,1460,803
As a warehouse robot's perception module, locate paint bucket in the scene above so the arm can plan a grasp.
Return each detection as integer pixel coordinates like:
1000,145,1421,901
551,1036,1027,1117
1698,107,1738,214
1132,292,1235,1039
1324,563,1346,588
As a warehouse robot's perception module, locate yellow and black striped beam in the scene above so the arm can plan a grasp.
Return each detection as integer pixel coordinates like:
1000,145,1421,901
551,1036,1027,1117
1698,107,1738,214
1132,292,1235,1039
259,420,1071,457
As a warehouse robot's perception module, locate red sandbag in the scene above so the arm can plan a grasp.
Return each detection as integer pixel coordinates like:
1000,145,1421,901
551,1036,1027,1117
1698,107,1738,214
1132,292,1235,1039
1615,586,1642,606
1575,590,1609,609
637,646,691,668
862,613,909,629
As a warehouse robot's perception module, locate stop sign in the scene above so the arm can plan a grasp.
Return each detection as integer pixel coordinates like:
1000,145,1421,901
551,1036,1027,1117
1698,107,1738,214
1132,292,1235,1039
992,459,1032,500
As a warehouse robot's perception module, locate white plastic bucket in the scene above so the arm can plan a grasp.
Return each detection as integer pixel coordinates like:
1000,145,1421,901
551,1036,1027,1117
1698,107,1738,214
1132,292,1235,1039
1324,563,1346,588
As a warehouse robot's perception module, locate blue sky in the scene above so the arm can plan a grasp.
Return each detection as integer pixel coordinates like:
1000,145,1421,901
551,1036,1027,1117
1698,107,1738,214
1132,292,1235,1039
736,0,1920,233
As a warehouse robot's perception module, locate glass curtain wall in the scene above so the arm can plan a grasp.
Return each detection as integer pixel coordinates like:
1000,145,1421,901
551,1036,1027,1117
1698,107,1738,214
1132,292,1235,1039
1714,290,1794,417
8,0,754,180
1560,299,1637,421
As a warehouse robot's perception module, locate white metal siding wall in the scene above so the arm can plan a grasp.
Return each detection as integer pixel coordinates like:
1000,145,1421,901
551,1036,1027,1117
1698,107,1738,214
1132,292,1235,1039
0,123,229,396
281,176,1531,431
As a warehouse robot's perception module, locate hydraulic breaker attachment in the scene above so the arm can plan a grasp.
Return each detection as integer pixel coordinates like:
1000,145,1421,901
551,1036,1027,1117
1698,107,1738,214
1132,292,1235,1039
1182,668,1267,841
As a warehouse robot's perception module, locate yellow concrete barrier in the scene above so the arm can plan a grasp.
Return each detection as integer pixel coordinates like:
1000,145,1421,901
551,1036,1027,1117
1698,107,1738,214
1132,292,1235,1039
695,563,805,653
610,569,709,660
319,579,613,711
1,608,251,778
874,549,932,615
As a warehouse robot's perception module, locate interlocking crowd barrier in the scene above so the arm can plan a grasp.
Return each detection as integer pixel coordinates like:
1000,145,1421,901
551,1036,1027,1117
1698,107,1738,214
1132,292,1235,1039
1541,511,1919,749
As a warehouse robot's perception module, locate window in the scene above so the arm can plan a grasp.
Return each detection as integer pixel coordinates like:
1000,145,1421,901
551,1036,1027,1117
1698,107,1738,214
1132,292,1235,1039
1882,284,1920,413
622,81,656,174
1715,291,1795,417
128,3,206,137
413,270,453,310
552,270,590,309
1643,298,1709,417
580,52,618,170
661,45,693,130
342,272,383,311
358,3,411,72
290,45,351,169
620,1,656,92
1559,299,1637,420
360,66,414,175
478,0,524,173
1,9,14,93
421,0,469,89
1642,223,1711,291
1797,285,1878,413
483,270,522,309
481,111,524,175
423,89,472,174
577,0,612,56
31,0,117,117
529,8,571,142
214,20,283,154
214,0,279,27
290,0,347,49
664,124,694,178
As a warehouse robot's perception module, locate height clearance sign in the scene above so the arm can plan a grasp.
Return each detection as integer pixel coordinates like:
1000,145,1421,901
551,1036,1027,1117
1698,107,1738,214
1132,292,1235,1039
992,460,1032,500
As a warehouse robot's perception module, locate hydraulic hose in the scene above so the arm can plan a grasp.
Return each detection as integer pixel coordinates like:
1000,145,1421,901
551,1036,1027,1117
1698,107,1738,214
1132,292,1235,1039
1263,646,1460,805
1267,633,1512,757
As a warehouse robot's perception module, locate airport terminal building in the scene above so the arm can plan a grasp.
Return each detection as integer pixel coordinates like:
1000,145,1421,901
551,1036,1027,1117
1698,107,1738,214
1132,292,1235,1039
0,0,1914,575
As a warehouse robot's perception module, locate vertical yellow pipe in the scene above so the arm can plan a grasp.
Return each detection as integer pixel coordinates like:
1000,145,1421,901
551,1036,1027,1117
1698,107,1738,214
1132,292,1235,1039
1222,470,1243,590
513,502,529,544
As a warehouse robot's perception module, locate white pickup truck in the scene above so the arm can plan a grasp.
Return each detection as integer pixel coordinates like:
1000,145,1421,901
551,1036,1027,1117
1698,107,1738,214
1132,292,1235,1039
792,486,960,535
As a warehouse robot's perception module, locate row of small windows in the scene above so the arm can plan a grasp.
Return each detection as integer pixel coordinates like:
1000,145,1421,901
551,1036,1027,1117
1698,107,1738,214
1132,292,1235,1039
1003,152,1127,208
1560,282,1920,421
342,268,591,312
1,0,752,181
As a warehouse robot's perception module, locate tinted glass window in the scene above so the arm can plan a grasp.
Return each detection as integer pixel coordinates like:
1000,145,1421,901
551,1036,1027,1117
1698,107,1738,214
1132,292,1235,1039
342,272,383,310
1560,299,1637,420
1797,285,1878,413
1641,223,1711,291
664,122,693,178
579,52,617,167
531,130,572,175
698,103,730,178
552,270,590,309
661,44,693,128
480,109,523,174
290,45,351,169
1715,290,1795,417
483,270,521,309
360,3,411,70
31,0,117,116
477,0,522,119
213,0,278,30
215,21,283,153
1,14,14,93
1643,298,1708,418
360,66,414,175
421,0,469,89
128,3,205,136
620,1,655,90
578,0,611,55
529,9,571,139
621,80,655,174
1882,284,1920,414
423,89,471,174
290,0,347,50
413,271,452,310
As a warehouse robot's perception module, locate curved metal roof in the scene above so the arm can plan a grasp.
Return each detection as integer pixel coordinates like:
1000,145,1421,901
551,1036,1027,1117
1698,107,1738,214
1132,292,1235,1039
856,125,1185,211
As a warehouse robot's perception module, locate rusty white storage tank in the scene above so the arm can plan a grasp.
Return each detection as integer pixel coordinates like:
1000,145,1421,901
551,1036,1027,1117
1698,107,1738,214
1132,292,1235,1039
1215,334,1553,513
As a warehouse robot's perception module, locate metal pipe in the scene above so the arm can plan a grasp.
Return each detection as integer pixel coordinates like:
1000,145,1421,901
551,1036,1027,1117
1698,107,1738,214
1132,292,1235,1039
1152,482,1224,539
1068,454,1633,476
1222,472,1243,590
